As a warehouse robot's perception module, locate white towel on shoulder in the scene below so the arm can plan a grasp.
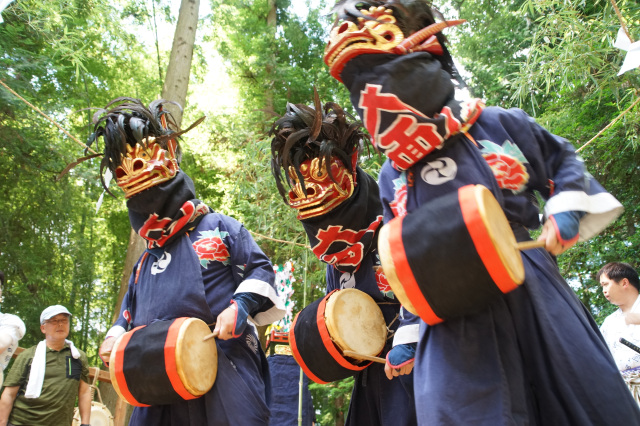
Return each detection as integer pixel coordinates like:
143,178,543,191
25,339,80,399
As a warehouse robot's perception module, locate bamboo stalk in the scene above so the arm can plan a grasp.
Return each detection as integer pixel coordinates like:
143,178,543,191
610,0,633,43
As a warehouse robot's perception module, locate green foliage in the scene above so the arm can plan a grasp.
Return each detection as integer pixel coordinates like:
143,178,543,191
512,0,640,113
207,0,350,129
309,376,353,425
446,0,535,108
0,98,130,357
0,0,169,363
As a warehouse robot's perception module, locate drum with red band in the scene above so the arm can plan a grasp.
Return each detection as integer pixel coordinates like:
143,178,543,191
109,317,218,406
378,184,525,325
289,288,387,384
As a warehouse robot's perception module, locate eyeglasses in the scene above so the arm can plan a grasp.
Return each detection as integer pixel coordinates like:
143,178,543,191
44,318,69,326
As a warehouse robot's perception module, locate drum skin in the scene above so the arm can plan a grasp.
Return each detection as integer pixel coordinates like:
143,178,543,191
324,288,387,357
73,402,114,426
290,289,387,384
109,317,217,407
378,184,525,325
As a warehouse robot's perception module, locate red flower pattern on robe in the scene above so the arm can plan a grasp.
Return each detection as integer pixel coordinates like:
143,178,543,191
375,267,394,298
390,173,408,218
192,228,231,267
479,140,529,193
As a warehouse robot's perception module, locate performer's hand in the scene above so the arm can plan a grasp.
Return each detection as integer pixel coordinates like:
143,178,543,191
625,313,640,325
99,336,115,367
213,304,239,341
384,343,416,380
537,211,582,256
537,220,568,255
385,359,414,380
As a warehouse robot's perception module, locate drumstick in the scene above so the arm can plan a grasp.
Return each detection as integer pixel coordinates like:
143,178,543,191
515,240,546,251
202,331,219,342
343,350,386,364
620,338,640,355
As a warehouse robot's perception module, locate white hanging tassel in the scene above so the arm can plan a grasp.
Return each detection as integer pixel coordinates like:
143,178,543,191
95,169,113,213
614,27,640,76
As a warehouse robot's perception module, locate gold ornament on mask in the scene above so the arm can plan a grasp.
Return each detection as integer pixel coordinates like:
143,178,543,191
115,137,179,198
324,7,403,82
288,157,355,219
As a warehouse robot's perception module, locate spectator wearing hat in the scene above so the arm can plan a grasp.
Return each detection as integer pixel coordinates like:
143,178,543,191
0,305,91,426
0,272,25,373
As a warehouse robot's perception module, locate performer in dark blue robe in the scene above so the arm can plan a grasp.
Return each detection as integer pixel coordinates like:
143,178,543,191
267,353,315,426
270,96,417,425
325,250,417,425
323,1,640,424
92,98,285,426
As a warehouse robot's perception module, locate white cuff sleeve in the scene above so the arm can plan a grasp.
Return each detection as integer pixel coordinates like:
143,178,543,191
392,324,420,346
544,191,623,241
235,279,286,326
105,325,127,339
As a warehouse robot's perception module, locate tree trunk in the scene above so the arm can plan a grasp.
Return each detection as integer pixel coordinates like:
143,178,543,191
335,395,345,426
161,0,200,126
264,0,276,114
112,0,200,323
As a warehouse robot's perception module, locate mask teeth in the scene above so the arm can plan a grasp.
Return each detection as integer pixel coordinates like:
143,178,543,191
360,6,394,21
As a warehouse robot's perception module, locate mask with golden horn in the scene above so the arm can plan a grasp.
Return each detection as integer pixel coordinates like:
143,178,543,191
324,5,465,82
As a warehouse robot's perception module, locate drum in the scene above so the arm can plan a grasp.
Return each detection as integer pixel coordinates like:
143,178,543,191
623,369,640,407
109,317,218,406
289,288,387,384
378,184,527,325
73,401,114,426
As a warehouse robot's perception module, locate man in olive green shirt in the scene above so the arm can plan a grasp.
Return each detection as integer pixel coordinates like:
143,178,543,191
0,305,91,426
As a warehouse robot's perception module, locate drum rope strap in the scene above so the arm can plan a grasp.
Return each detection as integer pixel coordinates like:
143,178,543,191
89,370,99,402
384,313,400,341
91,384,104,404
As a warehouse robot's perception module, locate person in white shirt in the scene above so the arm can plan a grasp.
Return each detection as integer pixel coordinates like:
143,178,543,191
0,272,25,372
599,262,640,371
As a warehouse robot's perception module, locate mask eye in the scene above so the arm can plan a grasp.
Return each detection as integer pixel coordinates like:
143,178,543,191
132,158,145,171
115,167,126,179
337,22,350,34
